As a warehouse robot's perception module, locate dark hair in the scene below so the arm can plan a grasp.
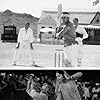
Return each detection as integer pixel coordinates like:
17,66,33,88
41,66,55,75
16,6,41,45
56,71,67,82
63,12,70,15
56,70,64,75
25,22,30,26
74,18,79,22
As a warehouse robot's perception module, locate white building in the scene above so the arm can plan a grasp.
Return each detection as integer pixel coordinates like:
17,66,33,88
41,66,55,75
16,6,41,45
37,15,57,41
37,8,100,44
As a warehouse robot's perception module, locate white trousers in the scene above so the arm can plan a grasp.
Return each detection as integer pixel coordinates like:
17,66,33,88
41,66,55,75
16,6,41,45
77,42,83,60
64,44,78,67
13,41,35,65
76,37,83,60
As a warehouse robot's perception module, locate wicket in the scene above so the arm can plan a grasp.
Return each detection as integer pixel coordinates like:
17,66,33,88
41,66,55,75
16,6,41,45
54,49,64,67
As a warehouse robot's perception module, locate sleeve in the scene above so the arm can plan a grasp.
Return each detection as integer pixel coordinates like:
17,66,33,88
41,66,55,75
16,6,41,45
58,85,61,92
29,29,34,43
82,27,88,39
71,72,83,80
58,26,70,38
17,29,22,43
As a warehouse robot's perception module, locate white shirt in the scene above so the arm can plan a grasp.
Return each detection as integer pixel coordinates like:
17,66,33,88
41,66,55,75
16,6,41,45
18,27,34,43
76,25,88,39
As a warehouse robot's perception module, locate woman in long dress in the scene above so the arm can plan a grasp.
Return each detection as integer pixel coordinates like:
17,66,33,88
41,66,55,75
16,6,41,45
55,70,82,100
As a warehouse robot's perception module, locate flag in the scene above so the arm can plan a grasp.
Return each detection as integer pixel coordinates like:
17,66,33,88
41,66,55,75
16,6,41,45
93,0,99,6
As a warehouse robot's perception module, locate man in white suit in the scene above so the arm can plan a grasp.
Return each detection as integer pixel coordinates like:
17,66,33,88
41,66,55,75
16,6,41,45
73,18,88,66
12,23,36,66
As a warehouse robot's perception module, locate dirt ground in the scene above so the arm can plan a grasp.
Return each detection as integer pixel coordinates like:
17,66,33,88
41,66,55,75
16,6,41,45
0,42,100,68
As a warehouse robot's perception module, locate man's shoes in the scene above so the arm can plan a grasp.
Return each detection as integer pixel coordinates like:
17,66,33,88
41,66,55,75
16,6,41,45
31,64,40,67
12,62,16,66
31,61,40,67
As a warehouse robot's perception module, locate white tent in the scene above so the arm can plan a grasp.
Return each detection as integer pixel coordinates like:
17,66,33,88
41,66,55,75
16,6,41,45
40,27,55,32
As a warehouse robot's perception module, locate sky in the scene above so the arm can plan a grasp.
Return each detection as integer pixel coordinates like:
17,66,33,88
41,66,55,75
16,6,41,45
0,0,100,17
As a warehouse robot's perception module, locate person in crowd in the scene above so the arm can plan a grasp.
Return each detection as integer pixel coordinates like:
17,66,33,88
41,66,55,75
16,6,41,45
2,74,17,100
40,82,49,100
16,74,30,100
77,82,84,99
82,83,90,100
56,12,77,67
55,70,82,100
26,74,41,100
92,83,100,100
12,23,36,66
73,18,88,66
0,75,7,100
26,74,49,100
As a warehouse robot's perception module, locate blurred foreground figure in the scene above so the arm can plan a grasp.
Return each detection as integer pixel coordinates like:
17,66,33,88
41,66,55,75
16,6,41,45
55,71,82,100
12,23,36,66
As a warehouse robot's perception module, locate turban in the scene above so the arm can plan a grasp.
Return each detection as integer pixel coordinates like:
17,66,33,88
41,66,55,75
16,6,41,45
61,13,70,18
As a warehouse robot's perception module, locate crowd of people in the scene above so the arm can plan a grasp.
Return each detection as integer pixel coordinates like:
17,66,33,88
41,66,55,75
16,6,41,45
0,71,100,100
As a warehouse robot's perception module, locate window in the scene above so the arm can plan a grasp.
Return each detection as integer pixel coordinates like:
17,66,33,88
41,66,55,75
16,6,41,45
41,26,45,28
48,27,52,34
49,27,52,28
40,26,45,34
48,31,52,34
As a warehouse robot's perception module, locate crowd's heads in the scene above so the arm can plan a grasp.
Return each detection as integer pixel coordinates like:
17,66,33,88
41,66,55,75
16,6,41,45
56,70,64,81
42,82,49,90
33,82,41,92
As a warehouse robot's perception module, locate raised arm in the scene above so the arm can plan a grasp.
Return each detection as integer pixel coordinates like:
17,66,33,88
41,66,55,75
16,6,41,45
63,71,83,80
71,72,83,80
57,26,70,39
81,27,88,39
63,71,71,80
55,79,60,94
26,79,32,94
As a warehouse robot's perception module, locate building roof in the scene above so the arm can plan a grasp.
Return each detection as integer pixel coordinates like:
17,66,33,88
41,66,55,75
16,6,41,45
38,15,57,26
39,10,96,25
69,12,96,25
90,12,100,25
